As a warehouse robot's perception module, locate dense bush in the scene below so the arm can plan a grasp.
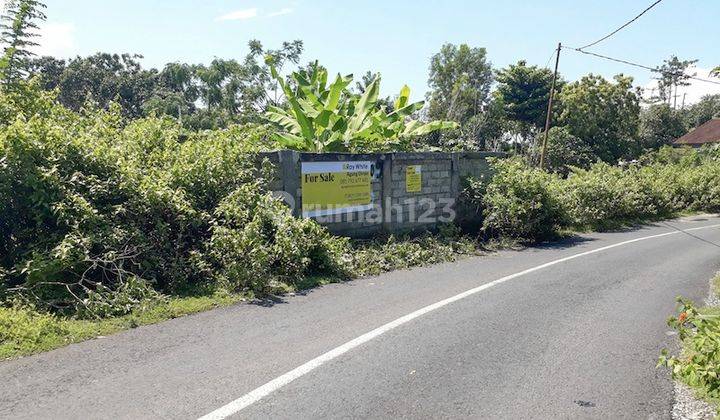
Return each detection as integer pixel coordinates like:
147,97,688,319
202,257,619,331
465,147,720,240
559,163,670,228
480,158,566,241
543,126,596,175
207,183,350,291
0,84,347,317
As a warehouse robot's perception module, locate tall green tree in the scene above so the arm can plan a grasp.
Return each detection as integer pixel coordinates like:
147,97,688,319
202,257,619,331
495,60,560,144
639,104,687,149
426,43,493,124
684,94,720,128
27,55,64,89
191,39,302,124
653,55,698,107
0,0,46,86
54,53,158,118
558,74,641,163
26,39,303,127
142,62,198,122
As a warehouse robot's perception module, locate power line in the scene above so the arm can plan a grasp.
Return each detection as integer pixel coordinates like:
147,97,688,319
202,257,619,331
543,47,556,69
563,46,720,86
578,0,663,50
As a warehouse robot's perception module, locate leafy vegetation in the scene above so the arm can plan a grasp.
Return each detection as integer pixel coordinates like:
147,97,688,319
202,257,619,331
464,146,720,241
479,158,566,241
265,61,456,152
659,280,720,406
28,41,303,127
1,0,719,360
494,61,559,148
0,0,46,85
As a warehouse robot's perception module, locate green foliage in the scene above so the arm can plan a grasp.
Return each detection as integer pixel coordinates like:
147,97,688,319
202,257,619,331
426,43,493,124
0,291,249,359
559,163,670,229
639,104,687,150
543,126,596,175
495,60,560,143
0,0,46,85
558,74,641,163
684,94,720,129
480,158,566,241
465,148,720,239
659,297,720,402
207,182,350,292
266,60,456,152
433,98,507,152
348,225,479,277
78,276,165,319
0,305,70,357
653,56,698,105
0,82,345,315
26,40,303,126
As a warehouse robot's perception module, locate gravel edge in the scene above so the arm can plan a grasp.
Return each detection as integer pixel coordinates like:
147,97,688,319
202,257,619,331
673,382,715,420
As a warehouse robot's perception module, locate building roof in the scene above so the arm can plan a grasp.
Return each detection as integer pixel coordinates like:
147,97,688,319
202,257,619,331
674,118,720,146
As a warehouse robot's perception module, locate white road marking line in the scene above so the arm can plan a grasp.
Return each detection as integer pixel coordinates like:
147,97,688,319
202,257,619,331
198,223,720,420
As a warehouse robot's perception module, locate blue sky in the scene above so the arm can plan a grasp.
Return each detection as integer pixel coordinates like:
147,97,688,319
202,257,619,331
32,0,720,103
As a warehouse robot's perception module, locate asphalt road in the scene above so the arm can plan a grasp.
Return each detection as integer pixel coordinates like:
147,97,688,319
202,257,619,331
2,216,720,419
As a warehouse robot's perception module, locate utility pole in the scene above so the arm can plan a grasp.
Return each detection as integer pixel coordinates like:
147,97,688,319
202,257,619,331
539,42,561,169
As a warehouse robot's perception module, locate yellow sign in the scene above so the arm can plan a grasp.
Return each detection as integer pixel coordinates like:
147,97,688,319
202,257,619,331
301,161,373,217
406,165,422,193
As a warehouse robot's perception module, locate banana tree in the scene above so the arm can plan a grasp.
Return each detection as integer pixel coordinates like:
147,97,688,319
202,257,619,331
265,60,457,152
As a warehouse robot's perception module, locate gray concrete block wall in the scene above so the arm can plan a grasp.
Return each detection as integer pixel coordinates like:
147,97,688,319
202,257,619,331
258,150,503,238
387,154,454,232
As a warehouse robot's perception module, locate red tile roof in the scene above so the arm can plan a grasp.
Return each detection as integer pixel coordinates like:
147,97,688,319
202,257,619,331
674,119,720,145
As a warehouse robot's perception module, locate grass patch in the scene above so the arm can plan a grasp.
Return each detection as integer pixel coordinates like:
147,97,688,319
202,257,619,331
0,291,248,360
0,227,487,360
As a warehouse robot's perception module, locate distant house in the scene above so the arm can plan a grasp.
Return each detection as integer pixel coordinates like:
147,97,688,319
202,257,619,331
673,119,720,147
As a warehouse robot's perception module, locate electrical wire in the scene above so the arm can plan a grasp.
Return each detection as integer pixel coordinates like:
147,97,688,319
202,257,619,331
562,46,720,86
543,48,556,69
578,0,663,50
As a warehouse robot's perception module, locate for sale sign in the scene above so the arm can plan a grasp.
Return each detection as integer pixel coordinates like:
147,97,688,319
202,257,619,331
301,161,373,217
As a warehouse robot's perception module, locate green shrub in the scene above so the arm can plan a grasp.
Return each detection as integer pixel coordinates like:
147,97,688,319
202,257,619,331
659,298,720,402
207,183,350,292
543,126,597,175
0,84,348,314
559,163,670,228
481,158,567,241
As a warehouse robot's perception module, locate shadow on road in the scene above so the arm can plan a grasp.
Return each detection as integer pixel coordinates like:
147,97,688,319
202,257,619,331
660,221,720,249
532,234,597,251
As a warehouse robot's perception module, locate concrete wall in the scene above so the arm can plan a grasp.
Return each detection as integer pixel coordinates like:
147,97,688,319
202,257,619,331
259,150,504,238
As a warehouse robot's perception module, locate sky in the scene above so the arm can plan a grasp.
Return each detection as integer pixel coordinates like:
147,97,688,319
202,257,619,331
22,0,720,104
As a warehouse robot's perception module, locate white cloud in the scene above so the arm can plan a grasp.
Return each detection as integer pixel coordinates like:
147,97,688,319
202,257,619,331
268,7,293,17
32,22,77,57
642,67,720,107
215,8,258,21
0,0,77,58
